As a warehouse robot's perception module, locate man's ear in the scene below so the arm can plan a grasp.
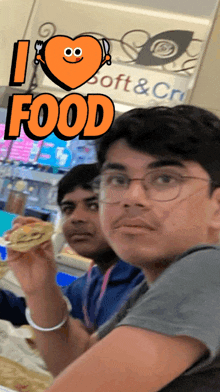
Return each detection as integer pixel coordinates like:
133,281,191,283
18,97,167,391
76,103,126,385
209,187,220,230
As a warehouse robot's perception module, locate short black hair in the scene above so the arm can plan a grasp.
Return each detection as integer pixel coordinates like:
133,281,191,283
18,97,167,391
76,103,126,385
57,163,99,206
96,105,220,191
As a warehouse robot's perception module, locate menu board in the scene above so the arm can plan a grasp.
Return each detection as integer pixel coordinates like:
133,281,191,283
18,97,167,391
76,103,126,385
0,124,12,160
37,135,97,169
68,138,97,167
8,128,43,163
37,133,72,168
0,120,97,168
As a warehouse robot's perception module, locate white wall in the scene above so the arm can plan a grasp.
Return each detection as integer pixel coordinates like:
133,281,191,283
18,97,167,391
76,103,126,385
186,1,220,116
93,0,218,18
0,0,35,86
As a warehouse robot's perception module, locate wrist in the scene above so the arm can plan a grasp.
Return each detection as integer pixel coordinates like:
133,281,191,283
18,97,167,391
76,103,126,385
21,272,58,298
25,296,72,332
26,281,60,302
26,286,68,328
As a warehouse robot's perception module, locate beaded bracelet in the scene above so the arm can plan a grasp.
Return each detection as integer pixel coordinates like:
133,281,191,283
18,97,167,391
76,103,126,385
25,296,72,332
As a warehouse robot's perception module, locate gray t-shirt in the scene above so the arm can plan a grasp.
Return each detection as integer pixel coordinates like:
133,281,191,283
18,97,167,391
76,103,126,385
97,245,220,391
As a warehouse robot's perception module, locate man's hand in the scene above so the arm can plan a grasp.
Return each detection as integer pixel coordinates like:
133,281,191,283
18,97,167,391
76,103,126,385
4,216,95,377
5,216,57,297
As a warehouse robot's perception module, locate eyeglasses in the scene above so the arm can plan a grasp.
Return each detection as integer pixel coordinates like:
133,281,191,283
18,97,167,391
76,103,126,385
91,169,213,203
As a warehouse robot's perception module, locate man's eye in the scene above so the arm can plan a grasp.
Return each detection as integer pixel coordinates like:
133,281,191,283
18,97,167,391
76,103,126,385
62,207,74,215
88,202,98,211
153,174,179,187
105,174,127,187
158,175,173,183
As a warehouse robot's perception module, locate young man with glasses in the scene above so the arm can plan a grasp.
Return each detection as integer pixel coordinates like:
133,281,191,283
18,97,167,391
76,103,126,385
6,105,220,391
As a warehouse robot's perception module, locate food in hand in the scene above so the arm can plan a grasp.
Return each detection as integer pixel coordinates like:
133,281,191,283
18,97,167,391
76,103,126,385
7,222,54,252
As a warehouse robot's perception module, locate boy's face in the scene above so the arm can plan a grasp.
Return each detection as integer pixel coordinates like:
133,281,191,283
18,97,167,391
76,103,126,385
99,139,216,269
61,187,111,259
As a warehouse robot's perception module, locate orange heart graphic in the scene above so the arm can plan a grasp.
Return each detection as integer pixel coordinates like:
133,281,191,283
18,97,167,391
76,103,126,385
42,35,103,91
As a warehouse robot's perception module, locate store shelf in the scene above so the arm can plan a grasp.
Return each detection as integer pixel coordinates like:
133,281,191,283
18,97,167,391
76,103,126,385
55,253,90,276
0,257,89,297
4,168,63,185
0,250,90,296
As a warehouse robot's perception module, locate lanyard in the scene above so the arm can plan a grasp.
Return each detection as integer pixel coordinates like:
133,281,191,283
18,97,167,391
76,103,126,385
82,260,115,331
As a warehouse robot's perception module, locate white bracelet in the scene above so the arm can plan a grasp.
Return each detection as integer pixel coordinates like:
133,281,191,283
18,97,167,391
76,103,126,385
25,296,72,332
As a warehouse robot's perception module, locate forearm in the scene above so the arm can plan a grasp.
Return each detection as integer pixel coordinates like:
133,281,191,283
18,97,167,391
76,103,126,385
26,285,90,377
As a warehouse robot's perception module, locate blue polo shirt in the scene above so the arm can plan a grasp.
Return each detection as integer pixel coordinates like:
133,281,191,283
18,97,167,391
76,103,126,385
0,260,145,328
61,260,145,327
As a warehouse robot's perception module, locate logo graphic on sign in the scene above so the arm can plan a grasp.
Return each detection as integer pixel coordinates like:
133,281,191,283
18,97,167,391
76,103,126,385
135,30,194,66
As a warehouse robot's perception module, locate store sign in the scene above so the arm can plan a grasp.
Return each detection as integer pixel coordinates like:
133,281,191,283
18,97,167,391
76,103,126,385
43,62,190,108
8,128,43,163
0,124,12,160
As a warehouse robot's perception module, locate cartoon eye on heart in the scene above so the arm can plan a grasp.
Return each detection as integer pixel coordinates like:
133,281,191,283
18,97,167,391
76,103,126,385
64,47,83,58
135,30,193,66
34,35,111,91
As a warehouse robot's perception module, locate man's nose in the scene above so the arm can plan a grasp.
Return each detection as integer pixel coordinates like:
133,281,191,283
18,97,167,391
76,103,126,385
121,179,152,209
70,205,87,222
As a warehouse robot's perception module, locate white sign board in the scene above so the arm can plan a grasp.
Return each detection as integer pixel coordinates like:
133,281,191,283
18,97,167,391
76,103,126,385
43,62,190,109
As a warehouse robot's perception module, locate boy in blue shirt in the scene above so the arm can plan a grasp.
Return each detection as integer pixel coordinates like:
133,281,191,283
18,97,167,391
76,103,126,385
0,163,145,329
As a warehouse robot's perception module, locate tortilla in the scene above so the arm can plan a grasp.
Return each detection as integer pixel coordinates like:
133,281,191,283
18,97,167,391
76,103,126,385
7,222,54,252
